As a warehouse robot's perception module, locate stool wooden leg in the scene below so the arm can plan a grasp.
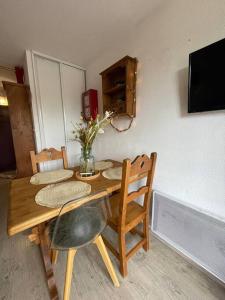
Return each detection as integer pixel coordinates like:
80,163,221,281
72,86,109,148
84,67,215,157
94,235,120,287
63,249,77,300
51,250,59,264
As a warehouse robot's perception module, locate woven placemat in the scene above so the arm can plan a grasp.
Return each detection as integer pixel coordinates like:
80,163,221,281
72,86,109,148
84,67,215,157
30,169,73,185
35,181,91,208
95,161,113,171
102,167,122,180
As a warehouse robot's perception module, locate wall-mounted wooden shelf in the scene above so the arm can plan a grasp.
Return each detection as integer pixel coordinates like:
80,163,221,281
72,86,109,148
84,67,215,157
100,56,137,117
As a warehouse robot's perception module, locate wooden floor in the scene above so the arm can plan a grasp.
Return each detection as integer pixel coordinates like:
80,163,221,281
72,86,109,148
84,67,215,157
1,182,225,300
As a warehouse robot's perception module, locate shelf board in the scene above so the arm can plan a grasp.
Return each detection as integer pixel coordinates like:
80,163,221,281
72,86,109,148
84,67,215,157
103,84,125,95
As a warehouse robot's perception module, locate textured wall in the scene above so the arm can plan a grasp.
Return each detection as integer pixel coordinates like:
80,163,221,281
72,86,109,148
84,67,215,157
86,0,225,220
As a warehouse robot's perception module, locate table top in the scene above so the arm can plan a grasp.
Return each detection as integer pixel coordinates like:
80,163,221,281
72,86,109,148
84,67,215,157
8,160,121,236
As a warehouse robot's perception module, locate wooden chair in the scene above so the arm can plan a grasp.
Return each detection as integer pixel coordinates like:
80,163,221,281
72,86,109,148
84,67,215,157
29,146,68,264
103,152,157,277
30,146,68,174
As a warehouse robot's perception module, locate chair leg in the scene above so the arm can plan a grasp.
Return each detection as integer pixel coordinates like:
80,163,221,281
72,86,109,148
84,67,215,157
63,248,77,300
94,235,120,287
118,232,127,277
143,216,150,252
51,249,59,264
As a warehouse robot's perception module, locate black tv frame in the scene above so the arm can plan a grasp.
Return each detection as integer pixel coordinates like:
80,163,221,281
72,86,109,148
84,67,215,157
188,38,225,113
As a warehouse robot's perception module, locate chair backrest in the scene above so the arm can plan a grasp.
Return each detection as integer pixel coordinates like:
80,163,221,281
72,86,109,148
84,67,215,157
30,146,68,174
49,190,109,250
119,152,157,227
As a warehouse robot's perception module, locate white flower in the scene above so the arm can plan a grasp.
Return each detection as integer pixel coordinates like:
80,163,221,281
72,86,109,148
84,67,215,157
98,128,104,134
105,111,110,118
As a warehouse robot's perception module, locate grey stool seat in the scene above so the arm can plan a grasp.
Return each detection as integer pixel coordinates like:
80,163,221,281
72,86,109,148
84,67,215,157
50,206,106,249
48,193,119,300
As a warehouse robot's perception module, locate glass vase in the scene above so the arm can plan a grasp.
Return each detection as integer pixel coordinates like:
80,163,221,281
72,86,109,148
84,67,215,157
80,147,95,176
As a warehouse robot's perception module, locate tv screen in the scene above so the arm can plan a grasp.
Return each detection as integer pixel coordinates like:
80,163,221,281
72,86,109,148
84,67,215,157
188,38,225,113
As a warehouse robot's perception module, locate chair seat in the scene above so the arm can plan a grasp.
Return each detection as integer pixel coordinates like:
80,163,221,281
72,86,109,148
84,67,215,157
49,206,106,250
108,193,146,231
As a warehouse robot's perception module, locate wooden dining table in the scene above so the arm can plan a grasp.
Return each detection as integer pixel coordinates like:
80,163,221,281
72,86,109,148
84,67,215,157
8,160,122,300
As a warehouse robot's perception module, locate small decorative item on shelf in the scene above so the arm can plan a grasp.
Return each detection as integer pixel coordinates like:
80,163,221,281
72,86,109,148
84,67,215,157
114,80,125,87
72,111,113,178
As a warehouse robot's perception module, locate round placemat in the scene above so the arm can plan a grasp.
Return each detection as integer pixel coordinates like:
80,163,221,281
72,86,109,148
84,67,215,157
95,160,113,171
30,169,74,185
102,167,122,180
35,181,91,208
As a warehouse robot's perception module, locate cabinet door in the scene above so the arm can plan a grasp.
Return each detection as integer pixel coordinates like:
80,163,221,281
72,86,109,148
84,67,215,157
60,64,85,167
3,82,35,178
34,57,66,170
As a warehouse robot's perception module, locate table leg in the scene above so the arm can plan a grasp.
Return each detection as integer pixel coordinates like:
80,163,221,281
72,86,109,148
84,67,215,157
38,223,59,300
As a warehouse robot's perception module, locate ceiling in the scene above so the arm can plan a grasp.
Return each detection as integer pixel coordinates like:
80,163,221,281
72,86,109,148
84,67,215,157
0,0,161,68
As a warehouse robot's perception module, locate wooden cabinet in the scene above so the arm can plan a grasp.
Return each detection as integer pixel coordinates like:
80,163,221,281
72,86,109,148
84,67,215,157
3,81,36,178
100,56,137,117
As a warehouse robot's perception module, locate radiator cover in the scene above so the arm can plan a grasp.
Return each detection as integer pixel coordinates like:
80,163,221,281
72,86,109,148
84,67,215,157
151,191,225,283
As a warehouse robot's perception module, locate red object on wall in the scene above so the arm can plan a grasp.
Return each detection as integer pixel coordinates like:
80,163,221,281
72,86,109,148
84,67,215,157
15,66,24,84
82,89,98,121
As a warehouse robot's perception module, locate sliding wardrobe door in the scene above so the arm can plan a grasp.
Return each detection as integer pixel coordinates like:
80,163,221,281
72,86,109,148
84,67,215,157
60,64,85,167
27,50,86,170
34,56,65,170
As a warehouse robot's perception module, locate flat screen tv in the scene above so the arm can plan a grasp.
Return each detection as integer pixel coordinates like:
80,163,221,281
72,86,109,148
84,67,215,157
188,38,225,113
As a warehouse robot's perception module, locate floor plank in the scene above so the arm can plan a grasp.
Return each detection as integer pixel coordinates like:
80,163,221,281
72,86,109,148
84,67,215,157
1,182,225,299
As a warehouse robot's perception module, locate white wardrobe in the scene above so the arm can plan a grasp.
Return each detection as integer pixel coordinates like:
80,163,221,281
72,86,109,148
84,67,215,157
25,50,86,170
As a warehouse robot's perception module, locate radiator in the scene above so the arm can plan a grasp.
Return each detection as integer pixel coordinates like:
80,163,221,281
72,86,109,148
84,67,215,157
151,191,225,283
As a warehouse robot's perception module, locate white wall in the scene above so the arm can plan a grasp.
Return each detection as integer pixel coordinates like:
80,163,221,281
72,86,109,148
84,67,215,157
86,0,225,220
